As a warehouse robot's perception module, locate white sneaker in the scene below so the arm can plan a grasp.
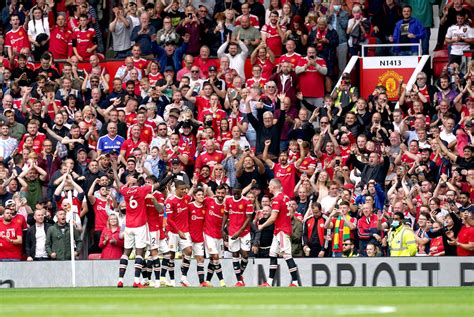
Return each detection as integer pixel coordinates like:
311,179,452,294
180,278,191,287
167,280,176,287
154,281,160,288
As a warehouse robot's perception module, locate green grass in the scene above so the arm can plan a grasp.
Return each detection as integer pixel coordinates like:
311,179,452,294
0,287,473,317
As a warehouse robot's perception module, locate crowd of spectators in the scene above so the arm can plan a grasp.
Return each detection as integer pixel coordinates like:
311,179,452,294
0,0,473,263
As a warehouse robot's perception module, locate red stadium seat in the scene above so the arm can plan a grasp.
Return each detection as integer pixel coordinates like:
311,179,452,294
87,254,102,260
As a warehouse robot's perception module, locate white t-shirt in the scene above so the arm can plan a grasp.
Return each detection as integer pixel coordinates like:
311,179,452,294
28,18,50,39
446,24,474,56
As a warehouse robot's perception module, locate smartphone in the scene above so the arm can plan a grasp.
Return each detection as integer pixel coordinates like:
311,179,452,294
188,13,193,19
335,159,340,166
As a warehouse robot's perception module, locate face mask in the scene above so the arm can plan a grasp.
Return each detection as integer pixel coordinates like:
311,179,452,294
333,5,341,12
391,220,400,228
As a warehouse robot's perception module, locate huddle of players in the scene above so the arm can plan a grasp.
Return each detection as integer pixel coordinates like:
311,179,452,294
116,174,300,288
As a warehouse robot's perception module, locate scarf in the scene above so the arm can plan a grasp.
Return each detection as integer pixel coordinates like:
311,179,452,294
333,215,351,250
316,28,327,51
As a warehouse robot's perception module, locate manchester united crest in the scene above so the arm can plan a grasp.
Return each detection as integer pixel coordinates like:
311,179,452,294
377,70,403,99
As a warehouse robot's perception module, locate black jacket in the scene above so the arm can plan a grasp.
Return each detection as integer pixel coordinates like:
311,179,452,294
25,223,52,258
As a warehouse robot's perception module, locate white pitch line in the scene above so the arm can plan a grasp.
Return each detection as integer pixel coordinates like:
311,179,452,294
0,304,397,315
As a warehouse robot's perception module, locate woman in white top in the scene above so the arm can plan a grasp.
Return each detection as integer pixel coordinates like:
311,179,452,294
346,5,369,58
28,7,50,61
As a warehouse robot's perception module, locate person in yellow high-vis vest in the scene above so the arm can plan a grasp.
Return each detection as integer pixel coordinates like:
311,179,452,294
388,212,417,257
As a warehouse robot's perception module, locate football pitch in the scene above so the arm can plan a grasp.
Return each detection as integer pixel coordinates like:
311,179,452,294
0,287,472,317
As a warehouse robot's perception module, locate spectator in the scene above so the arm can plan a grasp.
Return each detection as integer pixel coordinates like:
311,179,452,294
27,7,50,61
445,11,474,65
390,5,426,56
109,3,133,59
0,207,23,261
217,36,249,80
303,201,328,257
327,0,349,75
387,212,417,256
261,10,285,57
25,209,51,261
46,209,82,260
131,12,156,59
99,213,124,259
72,14,97,62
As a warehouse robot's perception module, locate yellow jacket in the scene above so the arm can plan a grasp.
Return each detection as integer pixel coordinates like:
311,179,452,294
388,225,417,256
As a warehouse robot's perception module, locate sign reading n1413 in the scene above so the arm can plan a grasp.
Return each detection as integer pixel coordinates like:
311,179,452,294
363,56,419,69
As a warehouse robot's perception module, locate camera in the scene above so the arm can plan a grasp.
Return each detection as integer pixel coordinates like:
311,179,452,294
335,159,341,166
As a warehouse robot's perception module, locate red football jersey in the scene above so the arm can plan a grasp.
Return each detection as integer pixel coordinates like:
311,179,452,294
133,57,149,75
4,27,30,56
145,191,165,237
255,58,275,80
246,77,267,89
298,155,317,174
195,96,212,122
93,197,109,231
18,132,47,154
297,57,326,98
225,196,253,237
0,221,23,260
261,24,285,56
120,185,152,228
165,194,191,234
195,151,224,171
271,192,292,236
203,197,225,239
50,26,73,59
273,162,297,198
188,201,206,243
72,28,96,60
278,53,302,68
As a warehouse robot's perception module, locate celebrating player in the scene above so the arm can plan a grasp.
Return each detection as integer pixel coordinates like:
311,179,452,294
141,176,167,288
165,180,193,287
187,186,208,286
258,179,300,287
222,185,253,287
203,184,227,287
116,174,162,288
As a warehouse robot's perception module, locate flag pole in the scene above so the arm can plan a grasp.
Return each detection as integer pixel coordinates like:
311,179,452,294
68,191,76,287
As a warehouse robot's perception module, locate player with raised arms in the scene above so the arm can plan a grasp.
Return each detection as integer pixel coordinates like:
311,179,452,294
141,175,169,288
258,179,300,287
222,185,254,287
116,173,164,288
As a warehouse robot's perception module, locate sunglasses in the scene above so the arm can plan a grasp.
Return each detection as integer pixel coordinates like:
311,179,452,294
343,244,352,246
191,70,199,73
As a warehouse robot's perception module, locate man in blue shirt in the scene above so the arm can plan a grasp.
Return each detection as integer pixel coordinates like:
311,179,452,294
97,122,125,156
391,5,426,56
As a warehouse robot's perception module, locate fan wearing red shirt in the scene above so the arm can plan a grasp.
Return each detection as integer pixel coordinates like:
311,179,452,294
17,120,47,154
116,174,159,288
188,187,207,285
245,64,267,89
49,14,73,59
222,187,254,287
252,44,276,80
165,180,193,287
195,140,225,173
261,11,286,56
202,185,227,287
0,208,23,261
87,182,115,242
72,14,97,61
131,45,149,76
449,210,474,256
143,176,168,287
278,40,302,68
5,15,30,62
193,46,218,78
258,179,300,287
120,124,142,163
295,46,327,102
263,139,300,198
185,83,214,122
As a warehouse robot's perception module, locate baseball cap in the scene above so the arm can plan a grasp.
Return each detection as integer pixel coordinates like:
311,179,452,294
171,158,180,165
208,66,217,72
5,199,15,207
128,0,137,5
76,148,87,154
164,66,174,72
182,121,192,128
168,110,180,119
